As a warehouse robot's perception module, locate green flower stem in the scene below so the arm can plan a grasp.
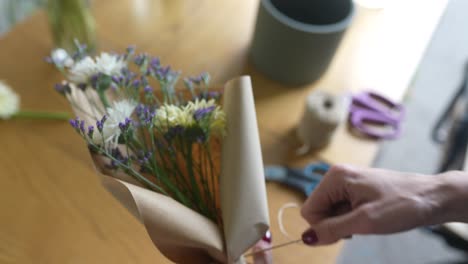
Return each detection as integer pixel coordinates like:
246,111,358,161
170,140,195,192
197,147,213,213
203,144,217,219
199,146,210,205
185,141,207,216
139,131,194,208
124,134,191,207
98,147,169,196
162,144,196,209
97,90,110,109
13,110,71,120
206,144,218,208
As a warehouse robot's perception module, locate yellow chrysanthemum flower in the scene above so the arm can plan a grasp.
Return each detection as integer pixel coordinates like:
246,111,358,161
154,99,226,137
186,99,226,136
209,109,226,136
154,104,194,130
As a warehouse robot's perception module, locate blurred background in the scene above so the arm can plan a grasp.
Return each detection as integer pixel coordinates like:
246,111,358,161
0,0,41,34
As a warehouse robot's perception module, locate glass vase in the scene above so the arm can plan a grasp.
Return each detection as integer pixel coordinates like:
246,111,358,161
46,0,96,52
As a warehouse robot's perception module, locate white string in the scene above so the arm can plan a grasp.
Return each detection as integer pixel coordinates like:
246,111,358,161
245,203,303,258
277,202,300,241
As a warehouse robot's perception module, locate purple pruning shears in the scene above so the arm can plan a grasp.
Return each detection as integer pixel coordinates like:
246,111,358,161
349,91,405,139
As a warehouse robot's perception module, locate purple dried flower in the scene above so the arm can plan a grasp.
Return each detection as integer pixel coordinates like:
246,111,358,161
69,118,79,130
79,120,86,133
54,83,71,95
132,80,140,88
150,57,160,68
144,85,152,93
190,75,203,85
96,121,103,132
87,125,94,138
126,117,132,125
156,66,172,80
145,151,152,159
106,147,127,169
122,71,136,86
96,115,107,132
120,68,131,77
90,74,100,89
101,115,108,123
126,45,136,54
136,104,145,116
118,117,132,132
135,104,155,125
137,151,151,165
111,75,121,84
77,83,87,91
134,54,146,66
118,122,125,132
194,106,216,121
146,112,155,124
208,91,220,98
162,66,171,76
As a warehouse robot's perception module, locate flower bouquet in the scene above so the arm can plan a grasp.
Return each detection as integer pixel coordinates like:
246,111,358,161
49,44,269,263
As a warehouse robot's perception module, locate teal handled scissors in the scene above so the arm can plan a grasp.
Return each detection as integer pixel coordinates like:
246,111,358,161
264,162,330,196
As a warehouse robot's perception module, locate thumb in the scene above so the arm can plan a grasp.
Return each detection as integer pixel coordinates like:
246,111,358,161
302,207,367,246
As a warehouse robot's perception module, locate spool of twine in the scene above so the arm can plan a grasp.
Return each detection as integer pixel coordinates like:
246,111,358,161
296,90,349,154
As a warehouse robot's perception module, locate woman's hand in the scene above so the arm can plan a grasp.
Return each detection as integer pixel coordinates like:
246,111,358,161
300,165,468,246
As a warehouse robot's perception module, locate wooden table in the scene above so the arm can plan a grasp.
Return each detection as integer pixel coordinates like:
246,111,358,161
0,0,447,263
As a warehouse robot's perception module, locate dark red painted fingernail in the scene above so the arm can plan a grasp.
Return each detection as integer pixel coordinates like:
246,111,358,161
302,229,318,245
262,230,272,243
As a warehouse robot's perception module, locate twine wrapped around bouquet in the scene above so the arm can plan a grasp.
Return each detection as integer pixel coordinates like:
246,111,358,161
67,74,269,263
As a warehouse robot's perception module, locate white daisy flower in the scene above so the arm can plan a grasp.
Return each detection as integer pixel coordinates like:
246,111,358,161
92,99,136,149
95,52,126,77
68,53,126,84
0,81,19,119
68,56,97,83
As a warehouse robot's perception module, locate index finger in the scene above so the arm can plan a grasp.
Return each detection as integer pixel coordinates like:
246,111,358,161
300,165,351,225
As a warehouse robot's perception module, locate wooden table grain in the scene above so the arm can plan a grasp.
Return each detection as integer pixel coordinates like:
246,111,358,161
0,0,447,263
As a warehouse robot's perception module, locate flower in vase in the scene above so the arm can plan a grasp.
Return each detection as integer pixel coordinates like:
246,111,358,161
68,56,97,83
92,99,136,149
95,52,127,77
50,48,74,68
0,81,19,119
